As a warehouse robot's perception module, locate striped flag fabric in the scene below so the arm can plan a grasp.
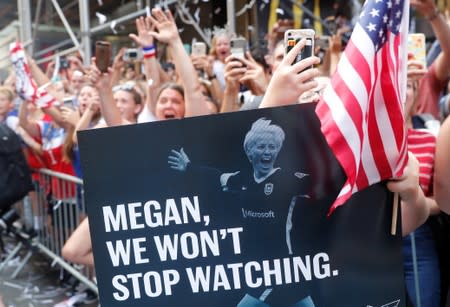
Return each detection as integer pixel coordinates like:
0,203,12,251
10,41,56,109
315,0,409,214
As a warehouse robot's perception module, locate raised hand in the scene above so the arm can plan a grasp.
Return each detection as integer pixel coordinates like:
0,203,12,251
260,38,320,107
111,48,126,72
129,16,155,47
411,0,438,19
224,55,246,92
168,148,190,171
147,8,180,45
87,58,111,91
60,106,80,127
239,52,268,96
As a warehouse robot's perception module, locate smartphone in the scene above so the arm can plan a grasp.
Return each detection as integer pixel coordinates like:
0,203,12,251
192,42,207,56
284,29,315,67
95,41,111,73
60,57,70,69
123,48,142,62
230,37,247,60
62,96,75,109
407,33,426,68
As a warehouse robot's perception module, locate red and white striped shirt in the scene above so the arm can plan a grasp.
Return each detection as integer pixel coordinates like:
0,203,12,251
407,128,436,196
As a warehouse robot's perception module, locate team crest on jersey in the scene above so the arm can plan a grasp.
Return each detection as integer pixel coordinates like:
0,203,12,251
264,183,273,195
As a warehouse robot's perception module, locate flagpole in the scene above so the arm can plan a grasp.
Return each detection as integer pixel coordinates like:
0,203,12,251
391,192,399,235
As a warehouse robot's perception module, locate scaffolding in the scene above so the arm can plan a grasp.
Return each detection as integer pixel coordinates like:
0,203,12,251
8,0,238,68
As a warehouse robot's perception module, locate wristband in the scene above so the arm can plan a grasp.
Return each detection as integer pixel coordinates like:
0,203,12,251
142,45,155,51
208,74,217,80
142,45,156,59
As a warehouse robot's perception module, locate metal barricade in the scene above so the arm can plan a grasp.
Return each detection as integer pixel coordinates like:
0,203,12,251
31,168,97,293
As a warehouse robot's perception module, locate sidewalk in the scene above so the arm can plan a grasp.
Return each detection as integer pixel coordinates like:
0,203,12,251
0,234,98,307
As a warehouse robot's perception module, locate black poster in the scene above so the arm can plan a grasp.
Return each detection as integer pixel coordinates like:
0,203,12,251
78,104,406,307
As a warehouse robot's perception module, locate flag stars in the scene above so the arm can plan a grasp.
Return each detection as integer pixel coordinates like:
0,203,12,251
370,8,380,18
367,22,377,32
359,0,403,43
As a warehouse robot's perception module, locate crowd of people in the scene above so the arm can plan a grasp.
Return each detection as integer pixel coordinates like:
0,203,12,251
1,0,450,306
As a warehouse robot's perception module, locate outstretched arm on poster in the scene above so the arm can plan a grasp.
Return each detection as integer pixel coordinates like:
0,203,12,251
387,152,430,236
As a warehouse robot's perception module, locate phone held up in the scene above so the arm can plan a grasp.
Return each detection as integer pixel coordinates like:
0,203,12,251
407,33,426,69
284,29,315,69
123,48,142,62
95,41,112,73
191,42,207,57
230,37,247,60
62,96,75,109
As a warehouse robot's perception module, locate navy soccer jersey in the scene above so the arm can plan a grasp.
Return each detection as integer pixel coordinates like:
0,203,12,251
220,167,310,257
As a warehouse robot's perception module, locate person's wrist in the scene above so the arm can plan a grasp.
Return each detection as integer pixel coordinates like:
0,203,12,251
168,36,183,47
252,85,266,96
224,86,239,96
142,45,156,59
426,8,440,21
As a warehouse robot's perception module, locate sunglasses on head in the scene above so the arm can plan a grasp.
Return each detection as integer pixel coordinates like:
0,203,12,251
112,82,136,93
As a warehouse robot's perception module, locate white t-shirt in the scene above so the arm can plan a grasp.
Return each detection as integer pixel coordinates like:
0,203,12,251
212,60,226,90
137,104,157,123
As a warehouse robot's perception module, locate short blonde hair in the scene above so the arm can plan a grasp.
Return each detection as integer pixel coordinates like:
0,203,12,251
0,86,14,102
243,118,285,154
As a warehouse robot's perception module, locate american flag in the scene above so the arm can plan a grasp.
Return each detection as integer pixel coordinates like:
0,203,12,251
10,41,56,108
315,0,409,214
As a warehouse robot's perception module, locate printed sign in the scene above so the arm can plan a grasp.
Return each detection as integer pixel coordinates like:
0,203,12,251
79,104,406,307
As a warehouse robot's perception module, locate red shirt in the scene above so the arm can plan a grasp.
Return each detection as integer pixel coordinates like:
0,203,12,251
415,63,447,119
36,121,76,198
407,128,436,196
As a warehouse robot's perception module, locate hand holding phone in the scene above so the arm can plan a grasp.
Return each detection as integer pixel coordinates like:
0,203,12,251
95,41,111,73
62,96,75,109
123,48,142,62
284,29,315,69
230,37,247,60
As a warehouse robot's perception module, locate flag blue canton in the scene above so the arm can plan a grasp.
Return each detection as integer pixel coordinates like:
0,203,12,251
359,0,404,50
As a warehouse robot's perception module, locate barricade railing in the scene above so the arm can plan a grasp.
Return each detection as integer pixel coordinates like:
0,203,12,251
30,168,97,293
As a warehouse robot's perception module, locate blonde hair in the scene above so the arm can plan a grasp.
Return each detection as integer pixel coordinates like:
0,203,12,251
243,118,285,154
209,28,233,58
0,86,14,102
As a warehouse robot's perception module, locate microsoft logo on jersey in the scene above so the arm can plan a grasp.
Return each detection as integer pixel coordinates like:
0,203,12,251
242,208,275,219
